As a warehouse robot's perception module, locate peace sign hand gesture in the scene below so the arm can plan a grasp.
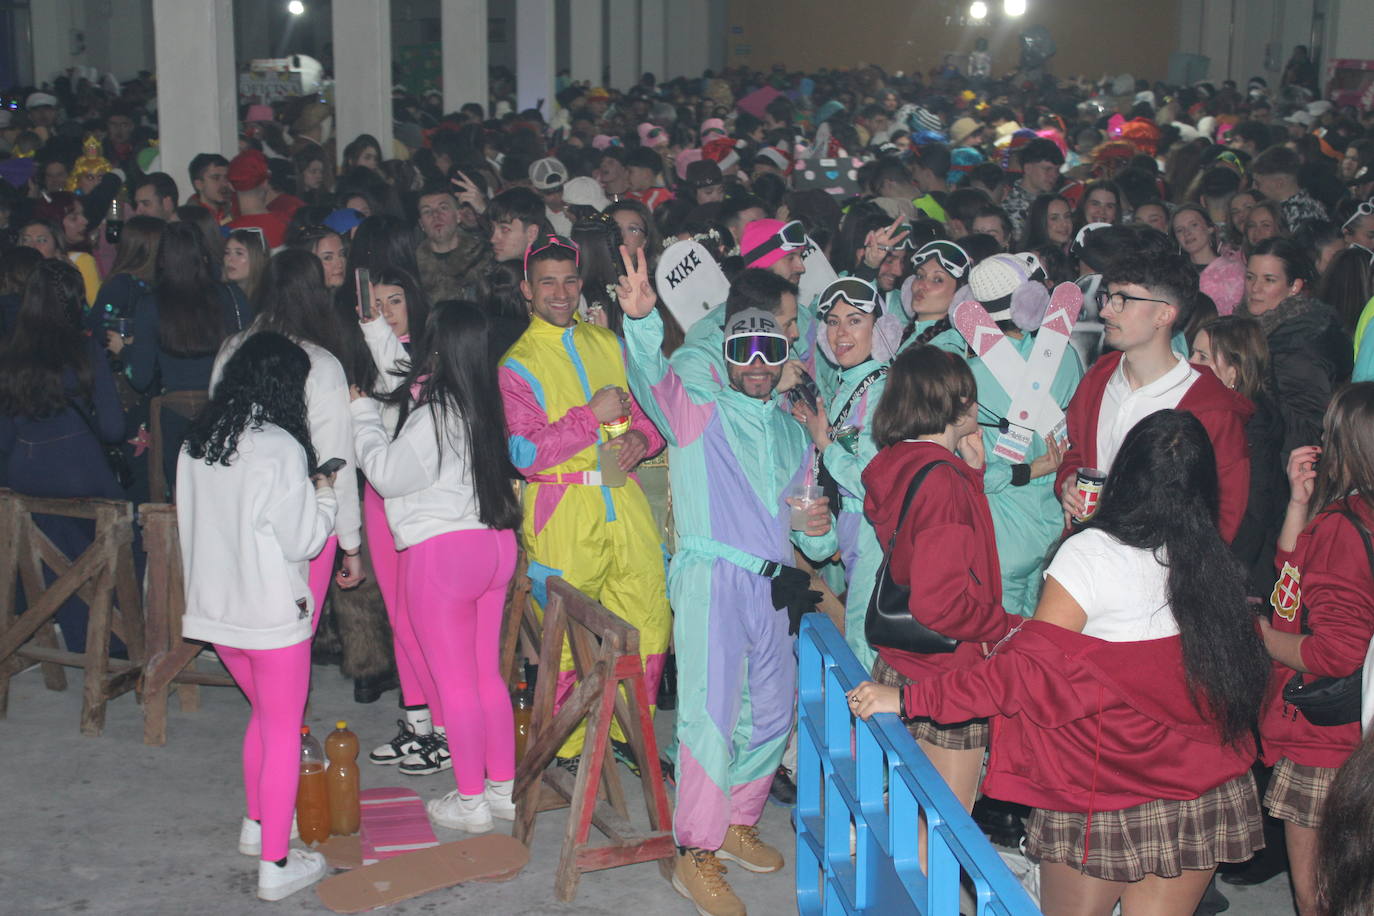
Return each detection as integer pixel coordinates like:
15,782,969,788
862,218,909,268
615,244,658,319
451,171,487,214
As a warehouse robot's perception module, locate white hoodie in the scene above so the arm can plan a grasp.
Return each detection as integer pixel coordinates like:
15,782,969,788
178,424,336,650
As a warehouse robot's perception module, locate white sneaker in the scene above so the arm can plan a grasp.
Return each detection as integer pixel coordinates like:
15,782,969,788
238,815,300,857
256,849,327,901
427,790,493,833
485,779,516,820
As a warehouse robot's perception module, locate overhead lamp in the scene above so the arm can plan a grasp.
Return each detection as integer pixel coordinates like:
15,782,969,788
287,0,305,15
1004,0,1026,15
969,1,988,20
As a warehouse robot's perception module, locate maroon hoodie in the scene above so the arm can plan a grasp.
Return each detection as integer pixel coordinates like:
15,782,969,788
904,619,1259,813
1054,352,1254,543
862,440,1017,681
1261,497,1374,769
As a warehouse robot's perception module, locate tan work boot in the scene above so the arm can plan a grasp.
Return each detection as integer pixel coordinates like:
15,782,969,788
716,824,784,873
672,847,746,916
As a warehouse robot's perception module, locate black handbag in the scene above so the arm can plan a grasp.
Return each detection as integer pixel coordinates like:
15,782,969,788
1281,509,1370,727
68,397,134,491
864,459,959,655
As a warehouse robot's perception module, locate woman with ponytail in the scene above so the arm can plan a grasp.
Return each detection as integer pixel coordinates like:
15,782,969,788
849,409,1271,915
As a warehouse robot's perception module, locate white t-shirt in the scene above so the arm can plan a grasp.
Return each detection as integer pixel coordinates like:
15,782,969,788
1095,355,1198,473
1044,528,1180,642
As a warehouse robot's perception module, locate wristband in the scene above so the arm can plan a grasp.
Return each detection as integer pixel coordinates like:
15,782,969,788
1011,463,1031,487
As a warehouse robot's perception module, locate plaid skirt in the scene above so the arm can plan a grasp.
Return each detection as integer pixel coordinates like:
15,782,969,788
870,656,989,750
1264,757,1337,829
1026,773,1264,883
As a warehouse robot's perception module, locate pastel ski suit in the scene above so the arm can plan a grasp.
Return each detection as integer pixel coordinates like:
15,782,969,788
499,314,670,759
965,331,1084,616
816,357,888,670
624,309,837,851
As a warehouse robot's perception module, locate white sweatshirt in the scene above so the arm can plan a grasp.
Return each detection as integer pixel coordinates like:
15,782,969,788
351,319,488,549
177,424,337,650
212,327,362,552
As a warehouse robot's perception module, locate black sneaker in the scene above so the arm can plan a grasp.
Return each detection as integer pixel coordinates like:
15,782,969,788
398,731,452,776
554,755,581,777
768,765,797,806
611,739,641,777
659,754,676,786
369,719,426,765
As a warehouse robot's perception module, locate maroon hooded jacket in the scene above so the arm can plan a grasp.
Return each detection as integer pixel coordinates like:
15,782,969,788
904,619,1258,813
862,440,1018,681
1054,352,1254,543
1261,497,1374,769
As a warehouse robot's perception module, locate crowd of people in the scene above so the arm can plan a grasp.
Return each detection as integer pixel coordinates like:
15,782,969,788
4,44,1374,914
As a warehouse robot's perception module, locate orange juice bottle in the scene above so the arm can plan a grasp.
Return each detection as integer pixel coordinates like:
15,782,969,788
325,721,361,836
296,726,330,845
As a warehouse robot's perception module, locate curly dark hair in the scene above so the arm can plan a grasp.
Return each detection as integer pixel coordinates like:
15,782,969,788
182,332,317,469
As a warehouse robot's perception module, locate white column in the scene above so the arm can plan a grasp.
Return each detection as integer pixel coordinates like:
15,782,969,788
607,0,637,91
569,0,603,86
443,0,489,114
332,0,394,165
516,0,555,114
639,0,665,81
152,0,236,193
664,0,706,80
30,0,74,85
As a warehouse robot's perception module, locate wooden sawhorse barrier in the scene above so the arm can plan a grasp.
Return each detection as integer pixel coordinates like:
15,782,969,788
512,576,676,901
137,503,235,746
0,490,144,735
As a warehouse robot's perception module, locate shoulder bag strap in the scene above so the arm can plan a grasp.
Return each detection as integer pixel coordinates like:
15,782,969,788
885,459,953,552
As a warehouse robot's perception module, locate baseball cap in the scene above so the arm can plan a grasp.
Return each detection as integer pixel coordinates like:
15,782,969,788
1284,110,1314,127
562,176,609,211
684,159,724,189
226,149,270,191
529,157,569,191
724,308,789,366
324,208,365,235
25,92,57,109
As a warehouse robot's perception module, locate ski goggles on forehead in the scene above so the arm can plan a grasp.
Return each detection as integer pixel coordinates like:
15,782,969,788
910,240,971,278
741,219,807,264
1343,200,1374,231
523,234,581,276
724,332,790,366
817,277,880,315
897,220,943,251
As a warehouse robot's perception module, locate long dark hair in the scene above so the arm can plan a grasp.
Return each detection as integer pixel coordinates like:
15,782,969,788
1318,730,1374,915
369,266,431,343
1309,383,1374,523
1081,410,1268,744
182,331,316,469
155,221,226,358
0,260,92,417
108,215,166,281
252,249,346,362
378,300,521,530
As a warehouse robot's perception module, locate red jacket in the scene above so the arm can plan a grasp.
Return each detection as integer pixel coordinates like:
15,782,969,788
1260,497,1374,768
862,441,1016,681
904,620,1258,812
1054,352,1253,542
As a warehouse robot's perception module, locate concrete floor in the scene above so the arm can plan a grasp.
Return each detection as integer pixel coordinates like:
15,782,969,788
1,661,1301,915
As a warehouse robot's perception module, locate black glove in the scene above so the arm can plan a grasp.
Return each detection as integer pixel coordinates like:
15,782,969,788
771,565,824,636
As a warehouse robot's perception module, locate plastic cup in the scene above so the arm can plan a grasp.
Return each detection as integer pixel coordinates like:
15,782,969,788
787,485,824,530
1073,467,1107,521
599,439,627,487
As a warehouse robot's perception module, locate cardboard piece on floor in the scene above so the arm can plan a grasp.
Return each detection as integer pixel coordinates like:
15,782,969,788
318,834,363,871
357,787,438,865
315,834,530,913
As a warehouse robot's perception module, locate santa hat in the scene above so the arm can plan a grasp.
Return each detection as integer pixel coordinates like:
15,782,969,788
702,136,740,173
754,146,791,173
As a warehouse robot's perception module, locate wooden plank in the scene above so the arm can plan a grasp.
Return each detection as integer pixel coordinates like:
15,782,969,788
575,834,677,872
79,560,116,737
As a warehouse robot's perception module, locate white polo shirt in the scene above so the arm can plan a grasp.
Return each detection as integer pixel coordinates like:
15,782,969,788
1095,355,1198,472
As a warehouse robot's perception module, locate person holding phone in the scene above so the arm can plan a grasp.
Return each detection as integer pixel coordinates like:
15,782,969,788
177,332,338,901
350,300,522,833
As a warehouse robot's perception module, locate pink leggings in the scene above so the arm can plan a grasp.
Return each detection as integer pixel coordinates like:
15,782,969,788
363,485,433,717
215,638,312,862
307,535,338,630
402,528,518,795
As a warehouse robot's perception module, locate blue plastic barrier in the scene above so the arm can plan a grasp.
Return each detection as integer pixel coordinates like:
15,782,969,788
795,615,1039,915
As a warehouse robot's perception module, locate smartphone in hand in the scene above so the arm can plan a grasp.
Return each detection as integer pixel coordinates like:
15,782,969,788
316,457,346,477
355,268,372,319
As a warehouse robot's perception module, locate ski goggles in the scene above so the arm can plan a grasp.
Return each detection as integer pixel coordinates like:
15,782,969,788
910,240,971,279
523,234,581,277
817,277,881,316
724,332,791,366
1343,200,1374,231
741,219,807,265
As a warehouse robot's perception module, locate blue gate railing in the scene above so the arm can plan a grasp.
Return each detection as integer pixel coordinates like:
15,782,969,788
795,615,1039,915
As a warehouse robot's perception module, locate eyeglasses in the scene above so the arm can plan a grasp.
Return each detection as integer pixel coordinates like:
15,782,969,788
910,240,971,279
818,277,880,315
1343,200,1374,231
741,219,807,265
724,332,790,366
1096,290,1172,313
523,234,581,277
